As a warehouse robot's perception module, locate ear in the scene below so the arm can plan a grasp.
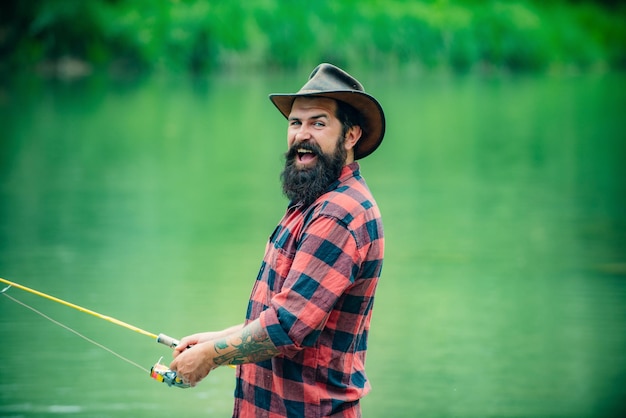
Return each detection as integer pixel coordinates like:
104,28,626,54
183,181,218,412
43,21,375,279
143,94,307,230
343,125,362,151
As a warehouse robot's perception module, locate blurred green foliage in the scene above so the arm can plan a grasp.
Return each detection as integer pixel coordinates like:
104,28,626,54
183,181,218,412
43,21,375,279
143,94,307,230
1,0,625,76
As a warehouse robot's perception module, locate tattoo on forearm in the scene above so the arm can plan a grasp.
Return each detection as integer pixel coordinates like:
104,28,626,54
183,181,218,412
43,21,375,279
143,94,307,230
213,321,280,365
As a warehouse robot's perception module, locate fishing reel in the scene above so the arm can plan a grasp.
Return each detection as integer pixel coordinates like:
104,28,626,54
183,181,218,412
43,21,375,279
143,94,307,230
150,357,190,388
149,334,191,388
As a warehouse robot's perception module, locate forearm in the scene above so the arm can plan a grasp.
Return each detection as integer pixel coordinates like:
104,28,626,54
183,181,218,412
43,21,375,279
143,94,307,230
210,318,280,366
169,322,277,385
214,323,245,340
173,323,245,359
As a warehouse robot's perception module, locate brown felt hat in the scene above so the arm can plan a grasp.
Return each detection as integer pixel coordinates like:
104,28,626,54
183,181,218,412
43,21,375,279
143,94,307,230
269,63,385,160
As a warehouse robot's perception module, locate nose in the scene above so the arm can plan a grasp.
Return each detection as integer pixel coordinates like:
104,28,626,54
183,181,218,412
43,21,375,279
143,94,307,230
293,124,313,143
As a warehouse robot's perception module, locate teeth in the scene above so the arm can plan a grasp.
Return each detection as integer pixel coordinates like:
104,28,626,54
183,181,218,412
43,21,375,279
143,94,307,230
297,148,313,154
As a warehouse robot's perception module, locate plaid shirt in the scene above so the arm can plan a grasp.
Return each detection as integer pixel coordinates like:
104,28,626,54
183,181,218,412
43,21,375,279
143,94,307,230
233,162,384,418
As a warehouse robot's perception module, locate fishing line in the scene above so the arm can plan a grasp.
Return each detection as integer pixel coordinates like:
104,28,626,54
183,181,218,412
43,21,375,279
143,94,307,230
0,278,197,388
2,291,149,373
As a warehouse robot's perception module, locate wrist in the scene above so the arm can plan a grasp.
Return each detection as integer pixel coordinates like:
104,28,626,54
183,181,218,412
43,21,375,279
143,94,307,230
211,338,235,367
197,341,219,370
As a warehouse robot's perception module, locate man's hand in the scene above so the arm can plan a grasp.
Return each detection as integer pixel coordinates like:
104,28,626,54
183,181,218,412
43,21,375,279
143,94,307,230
169,342,216,387
168,321,278,386
172,332,217,358
172,325,244,358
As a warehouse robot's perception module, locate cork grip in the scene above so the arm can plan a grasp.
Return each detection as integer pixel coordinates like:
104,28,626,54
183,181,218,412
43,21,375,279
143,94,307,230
156,333,180,348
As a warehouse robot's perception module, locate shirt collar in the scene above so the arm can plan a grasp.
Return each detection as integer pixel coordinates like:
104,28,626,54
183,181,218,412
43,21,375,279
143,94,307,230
339,161,360,183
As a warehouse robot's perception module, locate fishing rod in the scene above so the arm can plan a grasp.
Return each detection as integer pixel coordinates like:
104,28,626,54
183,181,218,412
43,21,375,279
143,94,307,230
0,277,190,388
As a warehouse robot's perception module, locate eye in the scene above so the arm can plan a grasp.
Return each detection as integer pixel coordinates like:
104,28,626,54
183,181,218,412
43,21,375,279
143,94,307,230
313,121,325,127
289,120,301,127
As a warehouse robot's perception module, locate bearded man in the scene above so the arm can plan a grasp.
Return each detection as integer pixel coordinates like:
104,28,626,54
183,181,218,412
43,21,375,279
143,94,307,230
170,63,386,418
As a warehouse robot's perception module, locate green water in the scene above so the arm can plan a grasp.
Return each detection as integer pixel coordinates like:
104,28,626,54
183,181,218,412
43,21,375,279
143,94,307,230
1,71,624,417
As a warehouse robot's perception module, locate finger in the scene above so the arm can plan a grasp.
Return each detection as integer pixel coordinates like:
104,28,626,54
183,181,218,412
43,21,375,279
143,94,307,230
173,342,191,357
174,343,187,353
179,335,198,348
182,372,197,388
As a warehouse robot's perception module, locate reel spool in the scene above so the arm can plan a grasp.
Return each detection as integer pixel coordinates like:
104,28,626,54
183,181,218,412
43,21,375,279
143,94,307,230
150,357,190,388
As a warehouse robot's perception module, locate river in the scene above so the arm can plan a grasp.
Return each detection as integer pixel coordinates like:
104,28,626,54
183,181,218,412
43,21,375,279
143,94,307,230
1,70,624,417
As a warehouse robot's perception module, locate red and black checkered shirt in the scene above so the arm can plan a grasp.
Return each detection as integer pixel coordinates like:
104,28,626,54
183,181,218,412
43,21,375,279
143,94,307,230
233,162,384,417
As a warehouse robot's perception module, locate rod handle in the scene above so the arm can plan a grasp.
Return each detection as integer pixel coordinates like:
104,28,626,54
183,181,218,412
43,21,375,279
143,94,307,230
157,333,180,348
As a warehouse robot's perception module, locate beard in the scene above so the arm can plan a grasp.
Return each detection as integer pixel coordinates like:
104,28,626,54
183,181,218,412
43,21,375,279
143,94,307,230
280,136,347,207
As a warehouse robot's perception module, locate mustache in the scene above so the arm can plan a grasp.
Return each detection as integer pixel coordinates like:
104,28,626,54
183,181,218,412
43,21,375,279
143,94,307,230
285,141,323,160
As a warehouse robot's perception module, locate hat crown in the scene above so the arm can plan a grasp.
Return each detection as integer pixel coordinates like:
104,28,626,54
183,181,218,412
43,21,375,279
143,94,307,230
300,63,364,93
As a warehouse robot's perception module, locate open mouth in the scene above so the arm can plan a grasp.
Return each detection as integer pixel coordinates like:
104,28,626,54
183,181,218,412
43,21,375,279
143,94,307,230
296,147,318,165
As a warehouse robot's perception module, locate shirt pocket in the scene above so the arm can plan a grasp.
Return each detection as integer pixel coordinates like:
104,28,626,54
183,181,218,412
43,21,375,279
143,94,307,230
268,245,294,294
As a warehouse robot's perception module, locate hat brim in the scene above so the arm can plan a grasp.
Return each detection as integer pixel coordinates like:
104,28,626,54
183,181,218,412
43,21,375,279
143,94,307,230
269,90,385,160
